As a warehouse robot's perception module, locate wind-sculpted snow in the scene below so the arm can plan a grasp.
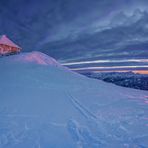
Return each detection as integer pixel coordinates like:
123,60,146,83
0,52,148,147
1,51,61,67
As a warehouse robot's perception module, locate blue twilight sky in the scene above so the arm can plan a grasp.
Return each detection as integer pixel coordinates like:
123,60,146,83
0,0,148,72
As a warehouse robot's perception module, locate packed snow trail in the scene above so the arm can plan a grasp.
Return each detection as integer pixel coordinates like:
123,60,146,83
0,52,148,148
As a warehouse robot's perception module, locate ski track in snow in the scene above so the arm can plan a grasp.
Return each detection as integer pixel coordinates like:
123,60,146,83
67,92,97,120
66,92,148,148
66,92,105,147
0,91,148,147
67,119,103,148
66,92,112,147
0,52,148,147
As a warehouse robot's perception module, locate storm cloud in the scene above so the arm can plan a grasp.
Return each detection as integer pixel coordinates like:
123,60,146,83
0,0,148,71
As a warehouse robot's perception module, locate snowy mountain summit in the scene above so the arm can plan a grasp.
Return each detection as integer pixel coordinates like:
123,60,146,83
0,52,148,148
2,51,61,67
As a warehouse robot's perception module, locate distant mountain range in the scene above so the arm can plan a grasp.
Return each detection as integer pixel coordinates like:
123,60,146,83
82,71,148,91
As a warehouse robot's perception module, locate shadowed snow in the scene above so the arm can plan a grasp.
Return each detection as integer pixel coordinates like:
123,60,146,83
0,52,148,148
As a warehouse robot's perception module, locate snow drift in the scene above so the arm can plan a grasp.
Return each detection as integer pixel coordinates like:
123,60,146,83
0,52,148,148
2,51,61,66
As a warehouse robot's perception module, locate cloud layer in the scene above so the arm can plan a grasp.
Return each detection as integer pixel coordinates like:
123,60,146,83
0,0,148,71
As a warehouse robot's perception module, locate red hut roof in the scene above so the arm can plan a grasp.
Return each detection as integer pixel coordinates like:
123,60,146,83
0,35,21,49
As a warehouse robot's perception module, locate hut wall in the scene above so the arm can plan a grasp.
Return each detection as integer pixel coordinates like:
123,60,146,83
0,44,19,55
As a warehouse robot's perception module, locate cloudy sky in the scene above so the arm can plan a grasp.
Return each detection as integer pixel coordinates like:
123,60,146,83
0,0,148,73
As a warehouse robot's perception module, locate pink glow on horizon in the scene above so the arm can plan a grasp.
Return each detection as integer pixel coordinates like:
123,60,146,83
92,70,148,74
133,70,148,74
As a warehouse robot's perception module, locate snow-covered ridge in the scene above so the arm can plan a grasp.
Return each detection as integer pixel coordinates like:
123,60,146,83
0,52,148,147
1,51,61,67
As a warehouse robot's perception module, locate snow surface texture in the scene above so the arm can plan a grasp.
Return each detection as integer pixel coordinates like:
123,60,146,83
0,52,148,148
2,51,61,67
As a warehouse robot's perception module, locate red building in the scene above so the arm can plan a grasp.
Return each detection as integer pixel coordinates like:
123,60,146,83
0,35,21,55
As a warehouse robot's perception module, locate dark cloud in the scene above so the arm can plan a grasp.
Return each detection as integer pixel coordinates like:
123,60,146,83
0,0,148,70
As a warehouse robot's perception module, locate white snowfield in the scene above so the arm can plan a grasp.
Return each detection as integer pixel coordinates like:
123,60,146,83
0,52,148,148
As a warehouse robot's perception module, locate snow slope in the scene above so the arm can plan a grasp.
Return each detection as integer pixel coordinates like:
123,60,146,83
0,52,148,148
2,51,61,67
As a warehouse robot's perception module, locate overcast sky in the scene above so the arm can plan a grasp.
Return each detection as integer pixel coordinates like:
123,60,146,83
0,0,148,72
